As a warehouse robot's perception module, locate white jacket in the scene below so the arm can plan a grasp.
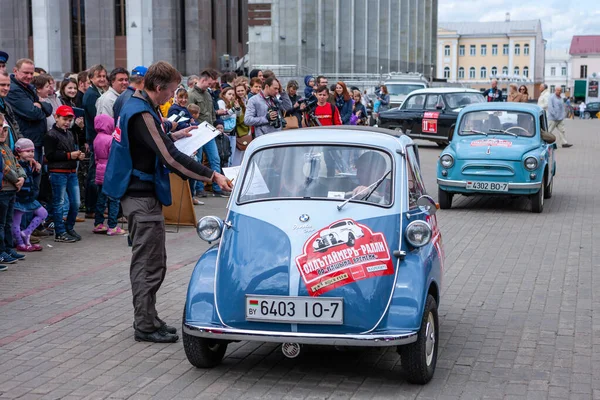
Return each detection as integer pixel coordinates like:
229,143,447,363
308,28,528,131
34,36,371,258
537,89,550,110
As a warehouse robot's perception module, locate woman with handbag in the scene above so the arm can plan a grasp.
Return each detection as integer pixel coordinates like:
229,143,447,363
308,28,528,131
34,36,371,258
217,87,240,167
231,80,251,167
284,80,303,129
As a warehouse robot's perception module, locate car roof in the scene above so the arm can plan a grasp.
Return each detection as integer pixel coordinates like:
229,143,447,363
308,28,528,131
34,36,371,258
461,102,544,114
246,126,413,152
406,88,482,95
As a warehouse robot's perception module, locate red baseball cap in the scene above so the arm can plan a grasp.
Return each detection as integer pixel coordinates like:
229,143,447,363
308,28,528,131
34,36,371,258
56,105,75,118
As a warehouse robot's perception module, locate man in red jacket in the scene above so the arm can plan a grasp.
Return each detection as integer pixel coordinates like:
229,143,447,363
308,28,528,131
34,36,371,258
314,86,342,126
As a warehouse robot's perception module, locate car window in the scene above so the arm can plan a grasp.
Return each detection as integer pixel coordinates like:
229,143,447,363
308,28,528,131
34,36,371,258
458,110,535,137
385,83,427,96
331,221,346,229
403,94,426,110
406,147,426,209
539,113,547,131
238,145,393,207
444,93,486,109
426,95,444,110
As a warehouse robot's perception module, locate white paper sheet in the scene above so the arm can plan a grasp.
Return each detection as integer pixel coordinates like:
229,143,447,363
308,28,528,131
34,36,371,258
167,114,190,123
222,166,241,182
174,122,220,157
241,162,270,196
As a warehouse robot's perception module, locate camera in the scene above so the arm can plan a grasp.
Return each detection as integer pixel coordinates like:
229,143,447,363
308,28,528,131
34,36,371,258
268,105,286,129
298,95,318,112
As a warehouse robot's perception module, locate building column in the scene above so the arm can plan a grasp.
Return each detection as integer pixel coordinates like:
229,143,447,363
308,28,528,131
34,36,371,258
126,0,154,71
529,38,535,82
0,0,30,70
32,0,72,76
151,0,177,69
451,39,458,82
85,0,115,70
508,38,514,77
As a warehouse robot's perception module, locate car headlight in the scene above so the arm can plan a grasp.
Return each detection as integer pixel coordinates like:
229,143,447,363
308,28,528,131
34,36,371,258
196,216,224,243
405,220,432,248
524,156,538,171
440,154,454,168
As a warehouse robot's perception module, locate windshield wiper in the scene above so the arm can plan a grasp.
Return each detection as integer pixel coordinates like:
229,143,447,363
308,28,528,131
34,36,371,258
337,169,392,211
461,129,487,136
489,128,518,137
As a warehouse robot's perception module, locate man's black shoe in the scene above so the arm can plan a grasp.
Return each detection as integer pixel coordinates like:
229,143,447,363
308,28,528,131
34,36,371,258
55,233,76,243
133,320,177,334
134,329,179,343
562,143,573,148
67,229,82,241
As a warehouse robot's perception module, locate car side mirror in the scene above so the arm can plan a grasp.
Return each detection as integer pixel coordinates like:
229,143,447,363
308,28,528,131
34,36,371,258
417,195,437,215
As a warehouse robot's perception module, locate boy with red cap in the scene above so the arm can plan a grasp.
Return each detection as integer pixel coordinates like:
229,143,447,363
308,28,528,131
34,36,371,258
43,105,85,242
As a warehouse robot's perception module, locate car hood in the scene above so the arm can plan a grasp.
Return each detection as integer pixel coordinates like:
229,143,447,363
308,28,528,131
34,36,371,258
214,204,401,334
451,136,540,161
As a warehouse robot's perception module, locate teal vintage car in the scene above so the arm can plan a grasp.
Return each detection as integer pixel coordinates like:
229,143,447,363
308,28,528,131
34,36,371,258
436,103,557,213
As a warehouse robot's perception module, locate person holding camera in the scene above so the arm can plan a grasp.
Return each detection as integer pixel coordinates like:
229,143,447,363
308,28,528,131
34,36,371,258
244,76,292,137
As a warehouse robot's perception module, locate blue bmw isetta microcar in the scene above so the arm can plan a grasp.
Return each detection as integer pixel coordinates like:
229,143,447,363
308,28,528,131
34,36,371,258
183,126,444,384
437,103,557,213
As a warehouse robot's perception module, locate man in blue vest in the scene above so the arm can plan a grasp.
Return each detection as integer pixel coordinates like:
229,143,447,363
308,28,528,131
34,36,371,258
103,61,232,343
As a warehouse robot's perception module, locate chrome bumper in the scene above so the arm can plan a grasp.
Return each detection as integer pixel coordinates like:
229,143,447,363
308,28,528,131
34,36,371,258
183,323,418,347
437,178,542,190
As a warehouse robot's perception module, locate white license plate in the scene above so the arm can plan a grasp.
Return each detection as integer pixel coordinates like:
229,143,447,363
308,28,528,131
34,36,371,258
246,295,343,324
466,181,509,192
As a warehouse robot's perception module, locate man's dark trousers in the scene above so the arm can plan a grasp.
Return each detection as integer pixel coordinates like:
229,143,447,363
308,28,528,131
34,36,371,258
121,195,167,332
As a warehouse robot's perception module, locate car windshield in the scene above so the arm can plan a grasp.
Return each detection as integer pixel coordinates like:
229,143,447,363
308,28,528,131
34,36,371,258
238,145,393,206
385,84,426,96
445,93,485,109
458,110,536,137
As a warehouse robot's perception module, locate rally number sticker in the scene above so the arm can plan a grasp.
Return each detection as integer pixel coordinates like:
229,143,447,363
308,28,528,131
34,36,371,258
422,112,439,134
295,219,394,296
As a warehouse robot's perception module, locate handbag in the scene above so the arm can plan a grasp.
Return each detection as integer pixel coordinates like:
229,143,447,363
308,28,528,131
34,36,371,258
236,133,253,151
283,114,300,130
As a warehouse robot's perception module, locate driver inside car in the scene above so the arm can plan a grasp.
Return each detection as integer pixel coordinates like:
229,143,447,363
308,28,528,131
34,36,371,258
347,151,390,204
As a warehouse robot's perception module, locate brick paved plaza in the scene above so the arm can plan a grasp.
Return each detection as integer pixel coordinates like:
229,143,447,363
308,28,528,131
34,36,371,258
0,119,598,399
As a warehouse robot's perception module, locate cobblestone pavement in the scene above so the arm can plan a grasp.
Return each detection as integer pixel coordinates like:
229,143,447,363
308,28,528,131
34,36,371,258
0,119,598,399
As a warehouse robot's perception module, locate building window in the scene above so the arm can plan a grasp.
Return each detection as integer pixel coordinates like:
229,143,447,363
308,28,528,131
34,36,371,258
459,45,465,56
550,85,555,92
492,44,498,55
470,45,476,56
444,67,450,79
503,44,509,55
502,66,508,75
444,45,450,56
480,67,487,79
561,85,566,93
514,44,520,55
469,67,476,79
71,0,86,72
115,0,126,36
481,45,487,56
580,65,588,78
514,66,520,76
550,67,556,76
491,66,497,76
523,67,529,77
524,44,529,55
458,67,465,79
561,66,567,76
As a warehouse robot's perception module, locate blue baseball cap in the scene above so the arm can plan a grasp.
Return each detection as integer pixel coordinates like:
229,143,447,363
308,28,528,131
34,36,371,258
0,51,8,63
131,66,147,77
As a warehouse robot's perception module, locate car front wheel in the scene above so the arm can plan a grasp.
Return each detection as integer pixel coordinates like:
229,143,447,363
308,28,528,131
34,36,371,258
438,187,453,209
183,310,228,368
584,111,591,119
399,294,439,384
531,180,544,213
544,175,553,199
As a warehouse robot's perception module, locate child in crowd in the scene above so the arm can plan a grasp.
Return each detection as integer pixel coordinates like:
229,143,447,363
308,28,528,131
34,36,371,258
213,119,230,170
187,104,200,123
92,114,127,236
11,138,46,252
44,105,84,243
0,115,27,265
217,87,240,166
168,88,195,128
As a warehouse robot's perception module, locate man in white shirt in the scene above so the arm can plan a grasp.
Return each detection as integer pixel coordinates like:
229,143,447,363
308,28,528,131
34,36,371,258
579,101,586,119
537,83,550,111
96,67,130,118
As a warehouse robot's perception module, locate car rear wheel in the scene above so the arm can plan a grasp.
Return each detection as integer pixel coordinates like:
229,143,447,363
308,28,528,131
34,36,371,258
531,179,544,213
584,111,591,119
438,188,453,209
399,294,438,384
182,309,228,368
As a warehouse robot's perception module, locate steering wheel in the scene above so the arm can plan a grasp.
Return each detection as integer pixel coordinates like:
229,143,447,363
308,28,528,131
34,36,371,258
505,126,529,135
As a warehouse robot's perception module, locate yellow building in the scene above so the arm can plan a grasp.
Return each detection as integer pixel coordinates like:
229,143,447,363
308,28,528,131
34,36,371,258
437,16,546,99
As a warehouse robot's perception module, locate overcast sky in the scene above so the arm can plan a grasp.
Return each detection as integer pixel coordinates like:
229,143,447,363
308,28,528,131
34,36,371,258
438,0,598,51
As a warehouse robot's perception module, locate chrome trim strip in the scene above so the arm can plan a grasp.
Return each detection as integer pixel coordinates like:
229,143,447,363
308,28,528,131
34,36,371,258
183,323,418,347
437,178,541,189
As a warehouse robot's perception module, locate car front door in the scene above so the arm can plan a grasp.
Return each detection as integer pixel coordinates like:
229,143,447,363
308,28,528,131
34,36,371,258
422,94,453,143
401,94,426,136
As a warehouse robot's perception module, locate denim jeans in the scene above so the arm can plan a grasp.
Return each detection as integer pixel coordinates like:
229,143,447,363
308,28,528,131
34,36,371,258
85,149,98,213
33,146,43,191
0,191,16,252
50,173,81,235
94,185,119,228
193,138,222,194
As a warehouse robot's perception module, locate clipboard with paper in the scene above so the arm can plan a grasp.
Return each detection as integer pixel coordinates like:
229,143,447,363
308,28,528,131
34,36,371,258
174,122,220,157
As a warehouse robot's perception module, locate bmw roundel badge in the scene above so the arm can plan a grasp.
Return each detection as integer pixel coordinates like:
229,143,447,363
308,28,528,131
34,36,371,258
299,214,310,222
